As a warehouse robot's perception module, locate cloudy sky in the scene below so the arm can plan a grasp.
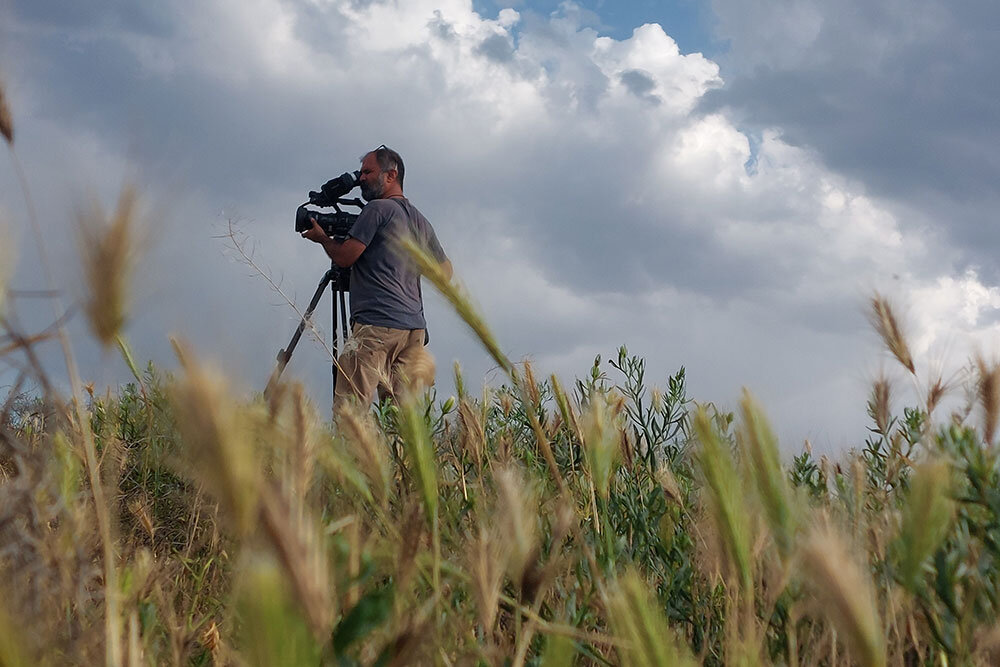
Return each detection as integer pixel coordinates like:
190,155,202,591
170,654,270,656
2,0,998,453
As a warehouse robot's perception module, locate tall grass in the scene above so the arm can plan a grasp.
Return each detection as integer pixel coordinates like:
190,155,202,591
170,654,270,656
6,90,1000,664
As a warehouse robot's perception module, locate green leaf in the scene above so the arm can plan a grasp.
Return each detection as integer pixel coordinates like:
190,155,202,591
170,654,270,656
333,585,395,656
540,633,577,667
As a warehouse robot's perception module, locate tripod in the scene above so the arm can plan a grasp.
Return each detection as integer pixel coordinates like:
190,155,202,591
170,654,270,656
264,196,363,401
263,262,350,400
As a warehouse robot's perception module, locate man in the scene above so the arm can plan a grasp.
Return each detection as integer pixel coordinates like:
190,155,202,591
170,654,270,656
301,145,452,407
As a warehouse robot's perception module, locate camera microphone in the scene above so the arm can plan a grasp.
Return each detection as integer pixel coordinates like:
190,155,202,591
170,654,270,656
309,171,360,206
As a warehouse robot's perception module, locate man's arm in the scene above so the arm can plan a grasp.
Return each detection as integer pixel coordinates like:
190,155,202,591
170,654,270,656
301,218,366,267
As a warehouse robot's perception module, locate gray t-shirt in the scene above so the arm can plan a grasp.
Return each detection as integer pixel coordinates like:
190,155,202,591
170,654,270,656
346,197,447,330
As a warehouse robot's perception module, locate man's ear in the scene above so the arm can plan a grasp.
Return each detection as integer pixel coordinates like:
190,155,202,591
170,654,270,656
385,168,398,185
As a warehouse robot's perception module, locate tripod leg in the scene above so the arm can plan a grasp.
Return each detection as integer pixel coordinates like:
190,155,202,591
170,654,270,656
264,269,335,399
331,279,339,396
331,279,351,400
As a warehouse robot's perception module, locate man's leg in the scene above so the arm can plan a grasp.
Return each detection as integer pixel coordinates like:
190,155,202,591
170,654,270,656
389,329,435,398
333,324,388,411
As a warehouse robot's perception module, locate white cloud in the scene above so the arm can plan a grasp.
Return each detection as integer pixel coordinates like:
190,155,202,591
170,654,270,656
909,270,1000,359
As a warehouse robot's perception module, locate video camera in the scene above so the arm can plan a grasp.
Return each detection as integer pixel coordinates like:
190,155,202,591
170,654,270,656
294,170,362,238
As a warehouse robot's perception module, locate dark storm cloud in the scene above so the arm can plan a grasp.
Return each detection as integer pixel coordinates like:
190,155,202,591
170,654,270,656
705,0,1000,276
428,12,459,41
10,0,175,36
5,12,367,207
476,32,515,62
619,68,660,104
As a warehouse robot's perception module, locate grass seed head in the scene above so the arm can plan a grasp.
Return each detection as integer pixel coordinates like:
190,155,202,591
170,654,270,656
495,465,540,589
470,522,505,632
655,464,684,506
800,521,886,667
523,360,541,406
868,376,892,436
169,346,259,534
457,398,485,468
976,355,1000,444
869,294,915,375
0,81,12,145
453,360,466,399
926,373,948,417
581,392,623,500
78,185,140,347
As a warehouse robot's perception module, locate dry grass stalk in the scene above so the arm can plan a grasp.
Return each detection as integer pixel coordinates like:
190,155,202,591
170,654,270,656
925,373,948,417
394,500,425,594
550,375,583,446
258,483,333,638
78,185,140,347
3,92,120,666
0,80,12,145
199,619,224,666
869,294,915,375
288,384,317,513
496,465,540,590
655,464,683,506
399,236,513,374
458,398,485,470
523,361,541,407
869,377,891,436
169,345,259,533
127,495,156,543
470,522,506,633
335,400,391,505
976,356,1000,444
800,521,886,667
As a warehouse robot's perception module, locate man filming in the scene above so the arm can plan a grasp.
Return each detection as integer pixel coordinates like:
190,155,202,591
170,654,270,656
301,145,452,408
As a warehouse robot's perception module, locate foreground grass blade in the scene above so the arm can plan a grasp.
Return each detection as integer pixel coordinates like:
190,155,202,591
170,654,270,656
609,570,698,667
739,391,797,558
694,406,753,594
894,460,954,593
397,393,439,527
800,522,886,667
235,555,322,667
398,236,512,374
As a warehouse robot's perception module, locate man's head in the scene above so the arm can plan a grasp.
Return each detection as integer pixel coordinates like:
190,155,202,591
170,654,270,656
359,145,405,201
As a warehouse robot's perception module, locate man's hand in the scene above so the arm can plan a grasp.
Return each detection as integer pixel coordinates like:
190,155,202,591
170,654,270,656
301,218,328,244
302,217,367,267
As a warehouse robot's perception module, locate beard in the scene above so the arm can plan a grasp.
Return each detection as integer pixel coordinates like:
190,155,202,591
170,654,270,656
360,174,386,202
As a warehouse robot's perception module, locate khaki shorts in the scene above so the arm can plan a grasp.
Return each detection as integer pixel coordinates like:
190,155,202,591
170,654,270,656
333,323,435,408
